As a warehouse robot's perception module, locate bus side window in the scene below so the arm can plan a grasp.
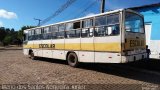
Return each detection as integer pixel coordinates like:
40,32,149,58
57,24,65,39
33,29,38,40
33,30,37,40
43,27,52,39
94,26,108,37
81,29,89,37
95,15,107,37
34,28,42,40
66,29,81,38
24,31,28,41
94,14,120,37
107,25,120,35
107,27,112,35
51,25,58,39
28,30,32,40
95,16,106,26
37,28,43,40
28,30,35,40
57,31,65,39
39,28,44,40
65,21,81,38
82,19,93,38
107,14,120,35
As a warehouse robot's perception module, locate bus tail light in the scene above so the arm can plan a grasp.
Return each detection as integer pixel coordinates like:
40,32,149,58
125,39,127,43
122,50,128,56
117,54,120,56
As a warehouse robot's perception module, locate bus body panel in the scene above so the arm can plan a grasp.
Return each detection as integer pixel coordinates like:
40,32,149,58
41,40,52,58
94,52,121,63
122,53,147,63
78,51,94,62
94,36,122,62
23,41,33,55
51,39,65,60
80,37,94,62
65,38,81,51
33,40,42,57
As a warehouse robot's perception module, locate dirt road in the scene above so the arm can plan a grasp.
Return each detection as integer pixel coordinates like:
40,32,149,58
0,48,160,90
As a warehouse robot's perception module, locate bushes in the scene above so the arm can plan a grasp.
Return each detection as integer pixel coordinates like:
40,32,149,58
3,36,12,46
0,26,35,46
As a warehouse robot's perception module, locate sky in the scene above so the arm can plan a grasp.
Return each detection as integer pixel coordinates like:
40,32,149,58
0,0,160,31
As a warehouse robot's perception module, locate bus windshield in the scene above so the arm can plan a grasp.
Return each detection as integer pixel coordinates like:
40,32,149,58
125,12,144,33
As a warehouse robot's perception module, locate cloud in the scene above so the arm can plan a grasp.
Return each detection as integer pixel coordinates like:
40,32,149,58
86,13,95,17
0,21,3,27
0,9,17,19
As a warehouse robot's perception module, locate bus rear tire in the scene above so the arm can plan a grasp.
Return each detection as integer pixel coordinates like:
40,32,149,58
67,53,79,67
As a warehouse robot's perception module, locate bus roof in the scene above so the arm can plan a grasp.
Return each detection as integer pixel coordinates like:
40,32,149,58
24,9,138,31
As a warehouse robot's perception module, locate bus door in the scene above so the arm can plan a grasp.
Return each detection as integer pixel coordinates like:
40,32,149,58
42,27,53,58
26,30,35,55
52,24,65,60
23,30,29,55
33,28,43,57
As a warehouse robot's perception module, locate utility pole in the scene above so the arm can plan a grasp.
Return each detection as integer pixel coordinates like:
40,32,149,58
100,0,105,13
34,18,42,26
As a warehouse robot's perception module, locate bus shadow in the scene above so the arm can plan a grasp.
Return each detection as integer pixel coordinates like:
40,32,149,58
0,50,4,52
0,48,22,51
36,57,160,84
5,49,22,50
79,59,160,84
126,59,160,71
35,57,68,65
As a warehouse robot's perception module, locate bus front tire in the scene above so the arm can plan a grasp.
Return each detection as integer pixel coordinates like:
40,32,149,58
30,52,36,60
67,53,79,67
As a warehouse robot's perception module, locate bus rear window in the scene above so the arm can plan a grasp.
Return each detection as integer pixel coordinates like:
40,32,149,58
125,12,144,33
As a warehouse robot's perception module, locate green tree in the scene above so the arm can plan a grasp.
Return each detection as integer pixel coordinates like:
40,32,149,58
0,27,7,42
0,26,35,46
3,35,12,45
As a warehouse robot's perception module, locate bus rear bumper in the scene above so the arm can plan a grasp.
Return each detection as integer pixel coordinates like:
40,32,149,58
121,53,148,63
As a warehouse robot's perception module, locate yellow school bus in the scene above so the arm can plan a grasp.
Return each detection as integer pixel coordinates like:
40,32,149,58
23,9,147,67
